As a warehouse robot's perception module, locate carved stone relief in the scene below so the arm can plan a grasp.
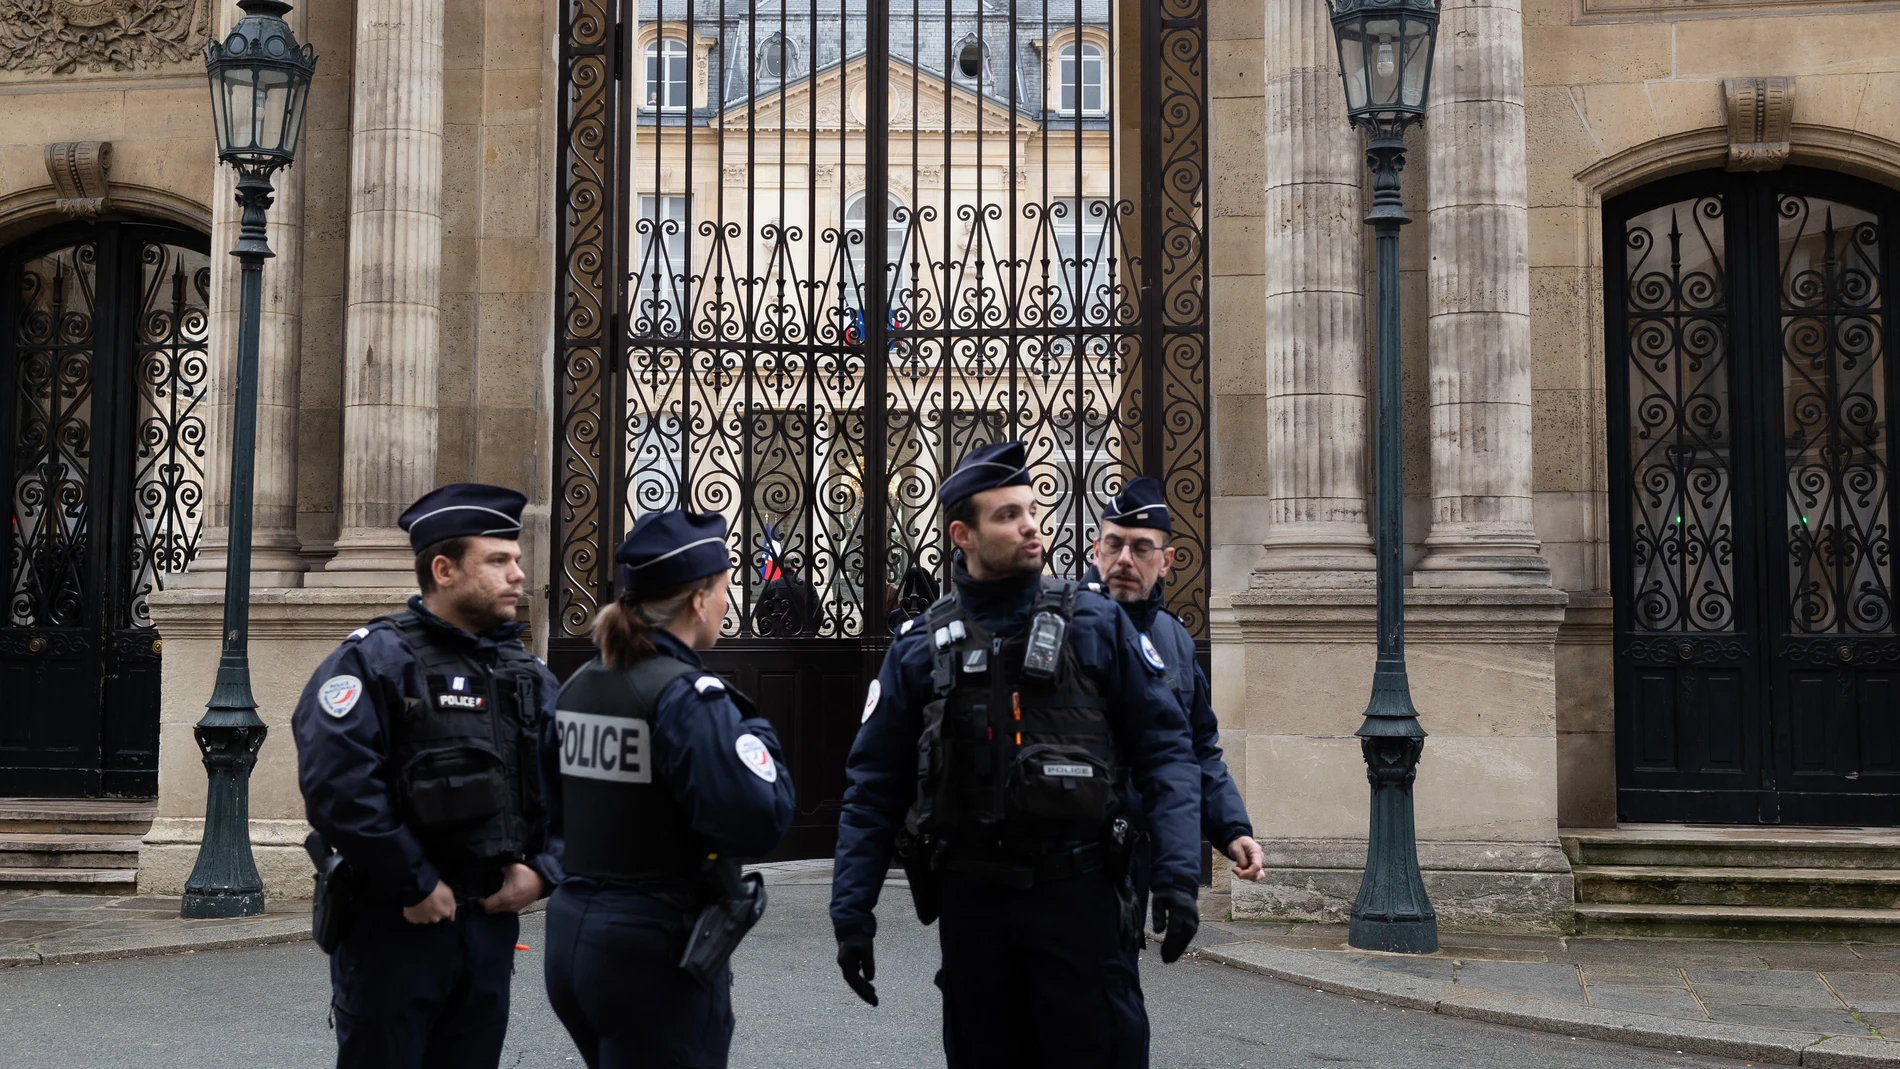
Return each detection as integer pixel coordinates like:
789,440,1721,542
45,140,113,218
1723,76,1795,172
0,0,209,75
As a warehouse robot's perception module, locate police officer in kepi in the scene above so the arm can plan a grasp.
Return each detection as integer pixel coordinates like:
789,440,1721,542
1082,477,1264,921
292,483,558,1069
543,509,796,1069
829,441,1204,1069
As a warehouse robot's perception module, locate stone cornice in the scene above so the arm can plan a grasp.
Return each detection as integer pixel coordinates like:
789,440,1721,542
147,587,413,640
1227,586,1571,643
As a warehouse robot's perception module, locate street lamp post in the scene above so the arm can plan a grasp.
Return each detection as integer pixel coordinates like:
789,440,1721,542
180,0,316,920
1327,0,1442,954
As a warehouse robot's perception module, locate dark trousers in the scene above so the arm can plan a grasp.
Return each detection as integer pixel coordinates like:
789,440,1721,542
329,902,520,1069
935,868,1149,1069
544,881,734,1069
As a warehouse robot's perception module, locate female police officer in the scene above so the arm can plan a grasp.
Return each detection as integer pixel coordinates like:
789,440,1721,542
543,509,796,1068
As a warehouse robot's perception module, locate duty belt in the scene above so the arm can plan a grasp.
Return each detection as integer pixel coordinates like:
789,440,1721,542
941,841,1106,889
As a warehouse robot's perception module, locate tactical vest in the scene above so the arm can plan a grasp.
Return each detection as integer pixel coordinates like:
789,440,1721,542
554,654,719,881
905,579,1119,840
381,610,544,872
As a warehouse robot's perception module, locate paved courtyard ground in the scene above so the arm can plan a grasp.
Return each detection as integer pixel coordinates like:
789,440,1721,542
0,875,1766,1069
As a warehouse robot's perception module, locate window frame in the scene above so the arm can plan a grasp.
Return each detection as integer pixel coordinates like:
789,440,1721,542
1056,41,1105,117
642,38,691,112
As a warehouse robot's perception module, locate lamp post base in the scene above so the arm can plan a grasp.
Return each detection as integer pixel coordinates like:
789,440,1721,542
1348,914,1439,955
179,718,267,919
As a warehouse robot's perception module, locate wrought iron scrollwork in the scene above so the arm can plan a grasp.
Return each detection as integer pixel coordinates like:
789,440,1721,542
1620,636,1750,664
1775,196,1893,637
1621,197,1737,634
126,239,211,627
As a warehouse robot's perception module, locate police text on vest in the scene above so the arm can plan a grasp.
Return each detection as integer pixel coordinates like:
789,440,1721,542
555,709,652,783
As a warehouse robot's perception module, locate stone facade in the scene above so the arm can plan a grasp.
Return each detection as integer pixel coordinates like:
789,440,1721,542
0,0,1894,913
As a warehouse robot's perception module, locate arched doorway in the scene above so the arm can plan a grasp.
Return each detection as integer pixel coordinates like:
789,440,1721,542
1605,168,1899,825
0,221,210,798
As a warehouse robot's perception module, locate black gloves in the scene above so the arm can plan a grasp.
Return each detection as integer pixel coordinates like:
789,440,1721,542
1151,884,1199,964
837,929,879,1006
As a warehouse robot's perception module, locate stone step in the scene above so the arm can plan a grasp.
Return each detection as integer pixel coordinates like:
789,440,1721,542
0,866,138,893
0,798,156,836
1563,825,1900,871
1574,864,1900,910
1574,902,1900,942
0,832,143,870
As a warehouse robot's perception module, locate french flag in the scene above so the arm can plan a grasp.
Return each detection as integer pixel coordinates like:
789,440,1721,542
759,525,784,582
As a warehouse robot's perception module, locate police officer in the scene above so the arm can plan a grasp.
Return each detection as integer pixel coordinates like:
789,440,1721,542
1082,477,1263,916
543,509,795,1069
292,483,558,1069
830,441,1203,1069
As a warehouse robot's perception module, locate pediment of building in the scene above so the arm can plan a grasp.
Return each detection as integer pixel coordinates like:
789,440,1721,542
723,56,1038,135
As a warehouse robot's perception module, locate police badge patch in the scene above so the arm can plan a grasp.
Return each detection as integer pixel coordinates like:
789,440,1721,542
1138,634,1167,673
318,675,363,718
860,679,881,724
735,734,778,783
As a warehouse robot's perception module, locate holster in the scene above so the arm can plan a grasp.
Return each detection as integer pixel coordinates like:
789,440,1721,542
678,857,768,987
303,832,358,955
1109,818,1146,951
895,827,942,926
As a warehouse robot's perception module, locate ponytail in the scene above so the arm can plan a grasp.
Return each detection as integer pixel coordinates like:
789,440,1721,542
592,573,723,668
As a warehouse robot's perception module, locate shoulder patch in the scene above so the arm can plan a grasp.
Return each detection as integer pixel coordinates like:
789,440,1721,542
735,733,778,782
1138,633,1167,673
1086,581,1103,594
694,675,726,695
899,617,916,635
860,679,881,724
318,675,364,718
346,627,370,642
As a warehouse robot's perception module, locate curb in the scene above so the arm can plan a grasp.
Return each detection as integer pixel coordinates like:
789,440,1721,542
2,916,312,968
1195,939,1900,1068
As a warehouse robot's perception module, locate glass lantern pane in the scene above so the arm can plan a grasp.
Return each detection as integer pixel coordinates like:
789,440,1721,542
280,76,311,159
1335,22,1369,111
222,66,259,152
1400,16,1433,108
1365,17,1402,107
207,68,232,156
256,67,292,151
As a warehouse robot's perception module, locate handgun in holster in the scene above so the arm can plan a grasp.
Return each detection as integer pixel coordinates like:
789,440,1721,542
678,855,768,987
303,831,359,955
1109,818,1147,951
895,826,943,926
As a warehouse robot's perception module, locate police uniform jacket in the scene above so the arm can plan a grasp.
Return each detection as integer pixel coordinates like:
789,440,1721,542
292,597,561,906
542,629,797,870
830,564,1203,939
1083,565,1253,850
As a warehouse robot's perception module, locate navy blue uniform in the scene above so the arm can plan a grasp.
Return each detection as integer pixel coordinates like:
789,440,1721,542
542,630,795,1069
830,566,1202,1068
292,597,559,1069
1083,565,1252,853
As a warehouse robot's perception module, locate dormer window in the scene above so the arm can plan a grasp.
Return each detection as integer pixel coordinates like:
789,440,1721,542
1057,42,1104,116
644,39,689,110
955,39,987,83
758,34,795,82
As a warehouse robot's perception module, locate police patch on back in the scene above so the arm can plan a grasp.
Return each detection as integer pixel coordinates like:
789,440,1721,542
556,708,652,783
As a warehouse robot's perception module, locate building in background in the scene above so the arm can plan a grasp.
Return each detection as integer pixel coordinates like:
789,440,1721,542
0,0,1893,940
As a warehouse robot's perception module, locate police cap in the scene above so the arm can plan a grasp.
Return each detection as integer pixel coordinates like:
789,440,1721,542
399,483,528,553
938,440,1031,508
1101,475,1171,534
616,510,730,596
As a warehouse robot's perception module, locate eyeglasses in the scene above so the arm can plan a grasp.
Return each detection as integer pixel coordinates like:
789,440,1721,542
1098,535,1164,562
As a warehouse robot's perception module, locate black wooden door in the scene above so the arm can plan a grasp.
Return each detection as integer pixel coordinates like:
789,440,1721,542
0,222,210,798
551,0,1212,858
1607,169,1900,825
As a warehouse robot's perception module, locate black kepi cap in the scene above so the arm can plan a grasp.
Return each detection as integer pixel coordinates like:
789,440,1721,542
615,510,730,596
1101,475,1171,534
938,440,1032,508
399,483,528,554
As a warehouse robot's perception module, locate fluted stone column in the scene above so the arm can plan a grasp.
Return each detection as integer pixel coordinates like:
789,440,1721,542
176,0,307,589
1416,0,1548,587
314,0,445,582
1253,0,1374,583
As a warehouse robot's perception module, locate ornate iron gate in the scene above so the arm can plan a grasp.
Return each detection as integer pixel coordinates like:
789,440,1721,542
554,0,1209,856
1607,168,1899,826
0,221,209,797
